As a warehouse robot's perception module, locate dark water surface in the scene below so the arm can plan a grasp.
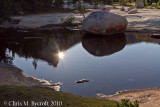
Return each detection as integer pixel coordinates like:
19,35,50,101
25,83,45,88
1,29,160,97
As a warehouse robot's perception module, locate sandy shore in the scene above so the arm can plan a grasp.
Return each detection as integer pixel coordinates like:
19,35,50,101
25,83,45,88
0,63,61,91
0,7,160,32
110,8,160,33
97,88,160,107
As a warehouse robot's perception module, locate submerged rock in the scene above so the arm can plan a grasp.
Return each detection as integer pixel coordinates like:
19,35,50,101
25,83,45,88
75,79,89,83
82,11,128,35
135,0,144,8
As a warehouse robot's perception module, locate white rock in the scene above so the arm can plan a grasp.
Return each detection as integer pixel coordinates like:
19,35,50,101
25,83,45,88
84,3,94,9
96,5,105,9
148,6,153,9
128,9,138,14
63,4,74,9
82,11,128,35
76,2,94,9
135,0,144,8
52,82,63,86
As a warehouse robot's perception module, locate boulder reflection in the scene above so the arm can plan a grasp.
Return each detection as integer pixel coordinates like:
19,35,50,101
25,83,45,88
82,34,126,56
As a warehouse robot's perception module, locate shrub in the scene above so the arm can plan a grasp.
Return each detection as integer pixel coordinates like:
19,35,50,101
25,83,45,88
117,99,139,107
63,15,75,24
77,0,86,17
157,0,160,6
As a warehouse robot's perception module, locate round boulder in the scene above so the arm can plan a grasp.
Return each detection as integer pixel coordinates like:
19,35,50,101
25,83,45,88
82,11,128,35
120,6,125,11
135,0,144,8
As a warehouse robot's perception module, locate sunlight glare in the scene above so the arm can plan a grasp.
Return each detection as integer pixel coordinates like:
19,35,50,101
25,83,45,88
58,52,64,59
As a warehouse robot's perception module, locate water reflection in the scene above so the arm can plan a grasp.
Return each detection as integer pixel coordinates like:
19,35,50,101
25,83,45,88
82,34,126,56
1,31,160,68
1,29,160,97
58,52,64,59
0,30,82,67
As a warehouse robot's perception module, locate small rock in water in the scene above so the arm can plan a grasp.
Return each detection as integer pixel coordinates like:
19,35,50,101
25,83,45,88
150,34,160,39
75,79,89,83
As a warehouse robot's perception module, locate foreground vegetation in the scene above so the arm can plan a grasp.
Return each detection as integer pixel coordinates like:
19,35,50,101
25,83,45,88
117,99,139,107
0,85,117,107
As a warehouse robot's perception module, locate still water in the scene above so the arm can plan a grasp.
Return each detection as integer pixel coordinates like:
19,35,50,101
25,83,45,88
0,29,160,97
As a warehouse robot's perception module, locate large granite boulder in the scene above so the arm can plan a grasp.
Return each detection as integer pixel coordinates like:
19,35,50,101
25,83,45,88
82,11,128,35
135,0,144,8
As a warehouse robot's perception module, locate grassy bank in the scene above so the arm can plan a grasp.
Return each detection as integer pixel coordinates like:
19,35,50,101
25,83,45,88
0,86,117,107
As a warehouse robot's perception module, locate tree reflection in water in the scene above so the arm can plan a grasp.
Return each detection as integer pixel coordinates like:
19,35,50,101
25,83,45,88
0,29,82,69
1,29,160,70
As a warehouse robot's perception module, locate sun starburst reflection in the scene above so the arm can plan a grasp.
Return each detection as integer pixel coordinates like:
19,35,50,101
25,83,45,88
58,52,64,59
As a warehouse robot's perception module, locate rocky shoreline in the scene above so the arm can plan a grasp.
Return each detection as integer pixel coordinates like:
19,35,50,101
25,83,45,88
98,88,160,107
0,63,61,91
0,7,160,33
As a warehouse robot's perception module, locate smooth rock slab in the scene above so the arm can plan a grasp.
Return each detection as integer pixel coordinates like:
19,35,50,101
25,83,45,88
82,11,128,35
128,9,138,14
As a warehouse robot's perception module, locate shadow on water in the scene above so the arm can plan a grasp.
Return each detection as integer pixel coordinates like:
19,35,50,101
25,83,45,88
82,33,126,57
